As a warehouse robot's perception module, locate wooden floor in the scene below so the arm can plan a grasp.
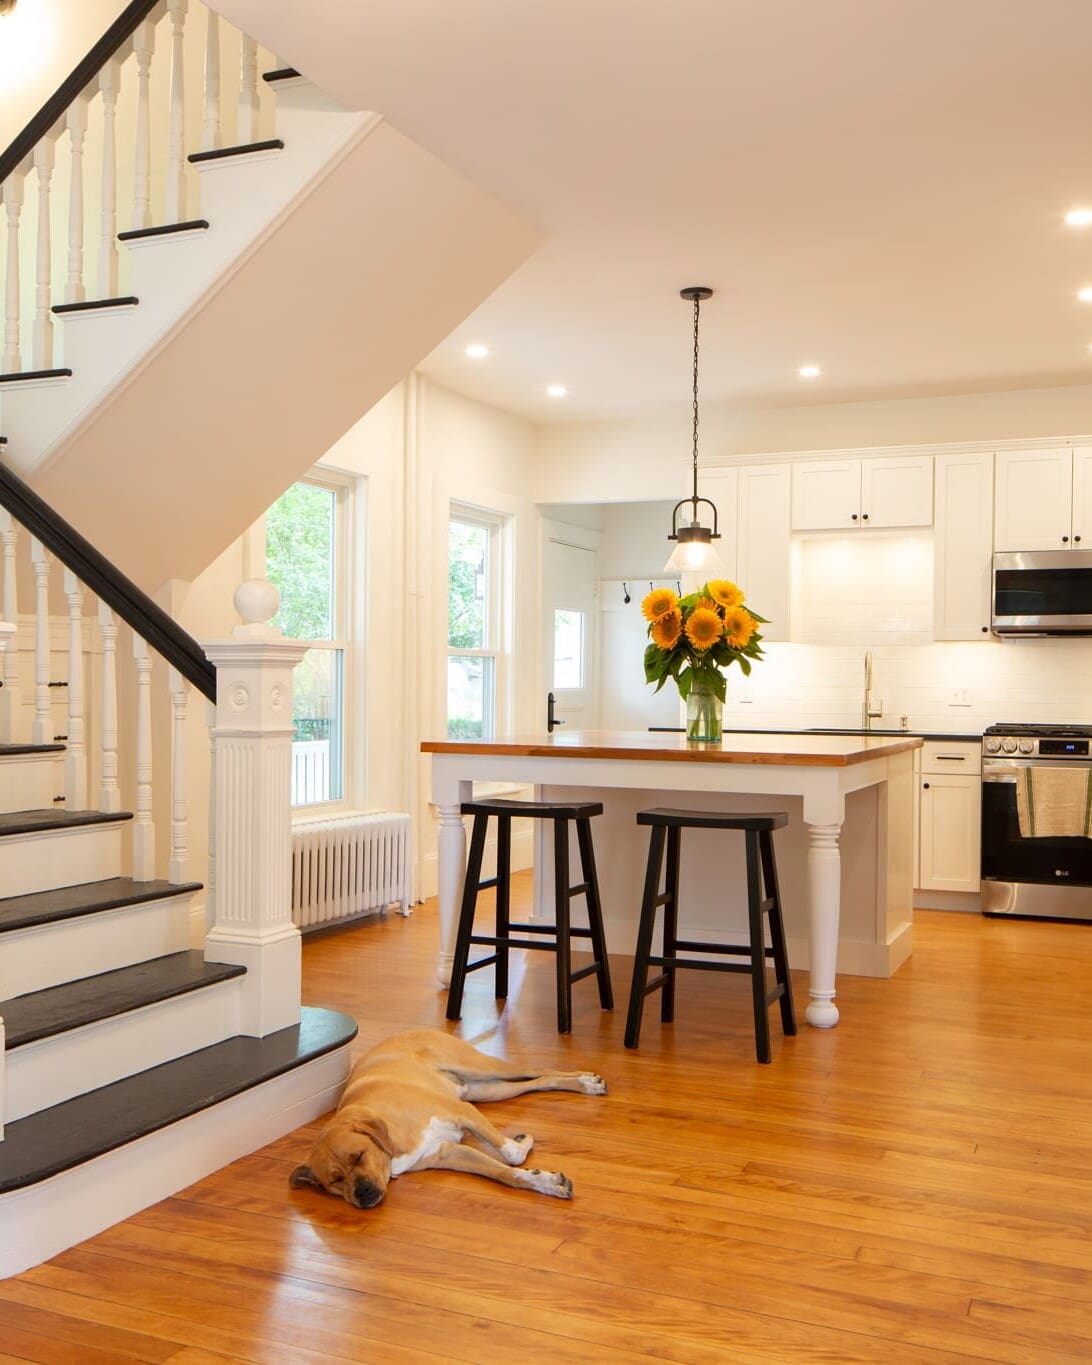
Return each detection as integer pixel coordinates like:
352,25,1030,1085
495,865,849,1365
3,881,1092,1363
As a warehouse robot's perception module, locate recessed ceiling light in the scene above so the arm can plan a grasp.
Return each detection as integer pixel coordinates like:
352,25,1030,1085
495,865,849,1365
1079,288,1092,303
1066,209,1092,227
546,383,568,398
465,342,490,360
798,364,821,378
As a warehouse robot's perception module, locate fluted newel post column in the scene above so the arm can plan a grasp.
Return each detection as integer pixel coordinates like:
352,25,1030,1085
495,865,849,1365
204,580,306,1037
62,570,87,808
29,539,51,746
0,512,21,742
131,634,155,878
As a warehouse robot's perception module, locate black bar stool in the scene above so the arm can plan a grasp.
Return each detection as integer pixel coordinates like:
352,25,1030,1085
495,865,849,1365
625,808,796,1063
445,798,614,1034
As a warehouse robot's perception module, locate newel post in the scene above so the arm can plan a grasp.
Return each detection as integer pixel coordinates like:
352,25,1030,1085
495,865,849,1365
203,580,305,1037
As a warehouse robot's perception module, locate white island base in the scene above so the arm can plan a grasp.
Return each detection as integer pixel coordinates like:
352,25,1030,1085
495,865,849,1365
423,731,920,1027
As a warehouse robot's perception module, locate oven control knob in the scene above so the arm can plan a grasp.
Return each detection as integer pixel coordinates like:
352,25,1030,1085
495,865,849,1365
1018,739,1035,754
1001,738,1018,753
984,737,1001,753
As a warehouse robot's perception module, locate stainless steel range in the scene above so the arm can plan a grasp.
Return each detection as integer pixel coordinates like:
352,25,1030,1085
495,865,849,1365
981,722,1092,923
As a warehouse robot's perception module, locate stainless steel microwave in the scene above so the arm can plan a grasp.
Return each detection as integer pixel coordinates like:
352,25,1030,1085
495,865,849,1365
992,549,1092,635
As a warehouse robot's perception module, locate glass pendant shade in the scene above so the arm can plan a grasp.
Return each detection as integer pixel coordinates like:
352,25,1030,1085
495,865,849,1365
663,528,725,574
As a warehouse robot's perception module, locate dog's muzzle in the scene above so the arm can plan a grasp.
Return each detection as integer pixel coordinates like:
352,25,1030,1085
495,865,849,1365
352,1178,385,1209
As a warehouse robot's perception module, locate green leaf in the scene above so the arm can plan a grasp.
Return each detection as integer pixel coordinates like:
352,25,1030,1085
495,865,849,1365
676,668,693,700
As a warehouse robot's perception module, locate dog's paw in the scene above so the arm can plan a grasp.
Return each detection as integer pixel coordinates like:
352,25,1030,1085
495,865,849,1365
523,1167,574,1199
501,1132,534,1165
579,1073,608,1095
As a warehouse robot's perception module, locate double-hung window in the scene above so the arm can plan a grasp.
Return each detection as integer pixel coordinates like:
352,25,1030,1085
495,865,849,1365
265,475,351,807
447,508,502,739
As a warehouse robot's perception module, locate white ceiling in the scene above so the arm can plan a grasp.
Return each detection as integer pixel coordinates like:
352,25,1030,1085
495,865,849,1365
218,0,1092,424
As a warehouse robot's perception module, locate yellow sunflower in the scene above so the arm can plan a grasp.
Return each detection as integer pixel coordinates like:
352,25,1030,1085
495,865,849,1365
641,587,679,622
708,579,745,609
685,606,722,652
694,596,719,614
723,605,756,649
650,609,682,650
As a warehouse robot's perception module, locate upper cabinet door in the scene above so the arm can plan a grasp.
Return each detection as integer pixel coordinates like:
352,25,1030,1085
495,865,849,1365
933,451,993,641
697,467,739,584
737,463,792,641
994,449,1073,551
790,460,860,530
861,455,933,528
1070,447,1092,548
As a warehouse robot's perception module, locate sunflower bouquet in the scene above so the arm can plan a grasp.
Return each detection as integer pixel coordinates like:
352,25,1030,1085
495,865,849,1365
642,580,765,740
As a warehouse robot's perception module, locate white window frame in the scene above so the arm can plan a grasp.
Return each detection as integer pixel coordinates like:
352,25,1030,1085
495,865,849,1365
266,468,357,814
446,503,509,741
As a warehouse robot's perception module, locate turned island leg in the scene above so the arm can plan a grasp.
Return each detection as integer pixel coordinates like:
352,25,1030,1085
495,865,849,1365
435,802,467,988
805,820,843,1027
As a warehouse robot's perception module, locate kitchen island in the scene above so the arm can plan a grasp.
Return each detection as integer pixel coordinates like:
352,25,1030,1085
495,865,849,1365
421,730,921,1027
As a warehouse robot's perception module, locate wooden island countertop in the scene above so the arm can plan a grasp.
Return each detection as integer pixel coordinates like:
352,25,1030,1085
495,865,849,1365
421,728,922,768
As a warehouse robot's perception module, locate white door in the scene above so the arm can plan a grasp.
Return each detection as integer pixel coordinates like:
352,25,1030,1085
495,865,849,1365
918,774,981,893
933,451,994,641
1070,447,1092,548
862,455,934,529
790,459,861,530
994,449,1072,551
542,531,598,733
737,463,792,641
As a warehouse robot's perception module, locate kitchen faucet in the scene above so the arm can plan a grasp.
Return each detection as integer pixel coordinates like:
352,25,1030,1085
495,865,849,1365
863,650,883,730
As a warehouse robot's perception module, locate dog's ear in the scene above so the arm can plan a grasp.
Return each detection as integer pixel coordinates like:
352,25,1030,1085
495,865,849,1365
350,1116,393,1155
289,1163,322,1189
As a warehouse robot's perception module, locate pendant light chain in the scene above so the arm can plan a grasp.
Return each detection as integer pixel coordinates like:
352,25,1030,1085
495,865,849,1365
691,294,701,503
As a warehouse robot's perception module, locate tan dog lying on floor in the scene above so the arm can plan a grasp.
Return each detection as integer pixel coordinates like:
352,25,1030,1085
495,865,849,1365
289,1028,607,1207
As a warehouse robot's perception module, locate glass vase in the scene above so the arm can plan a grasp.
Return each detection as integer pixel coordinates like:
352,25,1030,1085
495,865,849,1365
685,674,724,743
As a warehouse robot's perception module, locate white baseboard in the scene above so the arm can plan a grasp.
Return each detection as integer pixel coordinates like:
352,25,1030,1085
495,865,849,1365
914,889,982,913
0,1040,352,1279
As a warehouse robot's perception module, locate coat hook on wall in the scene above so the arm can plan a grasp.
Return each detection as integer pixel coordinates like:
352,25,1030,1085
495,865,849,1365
676,580,682,595
622,582,631,604
649,582,654,595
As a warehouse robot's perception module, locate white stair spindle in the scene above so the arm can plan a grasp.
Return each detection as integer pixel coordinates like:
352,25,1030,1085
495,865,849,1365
168,667,190,883
165,0,189,222
206,697,216,931
62,570,86,808
29,539,51,746
238,35,259,144
97,602,120,812
132,634,155,878
203,12,223,151
2,167,25,372
31,137,55,370
131,20,156,231
64,96,89,303
98,57,121,297
0,510,20,742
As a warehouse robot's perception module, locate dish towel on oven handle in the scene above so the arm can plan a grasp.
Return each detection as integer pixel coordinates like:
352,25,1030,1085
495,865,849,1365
1016,766,1092,838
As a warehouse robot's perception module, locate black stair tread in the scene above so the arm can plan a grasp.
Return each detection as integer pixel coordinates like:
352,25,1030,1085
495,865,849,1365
0,877,203,934
0,1005,357,1193
0,742,64,756
0,808,132,838
188,138,284,164
263,67,301,82
52,295,139,315
1,950,246,1049
0,368,73,384
118,220,209,242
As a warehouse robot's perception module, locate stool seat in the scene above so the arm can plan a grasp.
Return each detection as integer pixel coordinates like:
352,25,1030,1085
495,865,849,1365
461,798,605,821
637,808,788,832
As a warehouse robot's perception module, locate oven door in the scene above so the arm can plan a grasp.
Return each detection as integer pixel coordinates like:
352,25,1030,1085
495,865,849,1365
992,550,1092,634
981,759,1092,888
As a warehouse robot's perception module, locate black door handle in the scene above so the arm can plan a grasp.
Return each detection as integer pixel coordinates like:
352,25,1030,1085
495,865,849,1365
547,692,565,733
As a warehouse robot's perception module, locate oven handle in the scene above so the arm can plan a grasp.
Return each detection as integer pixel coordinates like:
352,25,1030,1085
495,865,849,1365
982,759,1092,782
982,770,1017,784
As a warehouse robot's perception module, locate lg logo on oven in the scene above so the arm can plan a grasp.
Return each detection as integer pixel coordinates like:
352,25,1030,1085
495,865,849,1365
1055,869,1071,877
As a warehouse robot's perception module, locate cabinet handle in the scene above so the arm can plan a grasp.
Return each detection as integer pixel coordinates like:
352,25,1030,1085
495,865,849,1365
1063,535,1070,544
923,782,930,789
851,513,858,521
982,626,989,633
935,755,965,761
862,513,870,521
1076,535,1083,544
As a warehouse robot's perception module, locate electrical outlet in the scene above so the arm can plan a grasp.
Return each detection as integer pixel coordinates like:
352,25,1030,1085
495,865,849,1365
949,688,971,707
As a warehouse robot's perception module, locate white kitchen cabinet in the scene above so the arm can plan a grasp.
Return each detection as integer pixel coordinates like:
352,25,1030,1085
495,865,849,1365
918,773,981,893
791,456,933,531
994,449,1078,551
933,451,994,641
1071,447,1092,547
697,467,739,582
736,463,791,641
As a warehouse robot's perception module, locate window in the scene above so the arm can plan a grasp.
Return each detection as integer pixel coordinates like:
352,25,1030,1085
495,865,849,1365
265,477,351,806
447,510,502,739
553,608,585,689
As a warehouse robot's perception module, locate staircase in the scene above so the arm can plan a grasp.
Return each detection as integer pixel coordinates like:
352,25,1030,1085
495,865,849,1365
0,467,356,1279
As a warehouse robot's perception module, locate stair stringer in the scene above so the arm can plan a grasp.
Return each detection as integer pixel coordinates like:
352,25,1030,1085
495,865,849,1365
22,120,539,593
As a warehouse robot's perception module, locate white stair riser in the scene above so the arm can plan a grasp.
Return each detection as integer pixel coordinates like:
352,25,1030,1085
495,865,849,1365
0,894,194,998
0,823,123,899
0,1041,351,1278
5,974,242,1122
0,754,63,815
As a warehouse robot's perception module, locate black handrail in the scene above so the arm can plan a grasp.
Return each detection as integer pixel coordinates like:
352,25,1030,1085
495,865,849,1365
0,0,161,189
0,463,216,701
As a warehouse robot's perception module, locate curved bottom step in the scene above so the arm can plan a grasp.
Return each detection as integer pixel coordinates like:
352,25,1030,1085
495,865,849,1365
0,1005,356,1278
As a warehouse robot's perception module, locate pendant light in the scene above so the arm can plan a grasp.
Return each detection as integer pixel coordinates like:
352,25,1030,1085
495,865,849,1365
664,286,725,575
